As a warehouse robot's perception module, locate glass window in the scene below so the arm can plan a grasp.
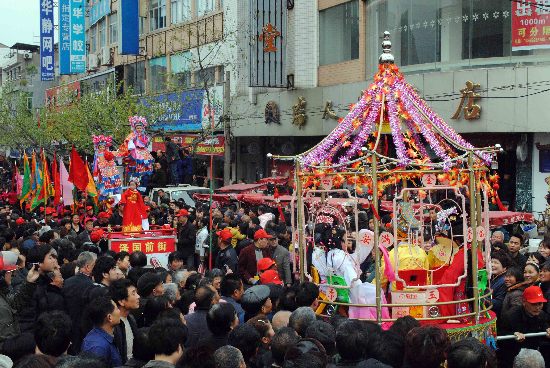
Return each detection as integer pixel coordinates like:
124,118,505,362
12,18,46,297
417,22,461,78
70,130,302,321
89,26,97,53
98,19,106,49
150,0,167,31
150,57,167,93
171,52,192,89
197,0,215,17
171,0,192,24
126,61,146,95
194,65,216,87
109,14,118,45
319,1,359,66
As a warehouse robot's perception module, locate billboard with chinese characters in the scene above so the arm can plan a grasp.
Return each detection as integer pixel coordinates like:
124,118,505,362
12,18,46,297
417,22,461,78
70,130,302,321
109,235,176,267
40,0,55,81
249,0,287,87
143,87,223,132
152,134,225,156
59,0,86,74
119,0,139,55
512,0,550,51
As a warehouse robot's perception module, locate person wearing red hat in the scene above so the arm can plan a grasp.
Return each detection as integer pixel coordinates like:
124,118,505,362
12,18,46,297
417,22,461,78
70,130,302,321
78,218,96,243
41,208,57,228
176,208,196,270
257,257,283,286
0,252,40,356
238,229,273,285
94,212,111,228
215,228,238,273
498,285,550,367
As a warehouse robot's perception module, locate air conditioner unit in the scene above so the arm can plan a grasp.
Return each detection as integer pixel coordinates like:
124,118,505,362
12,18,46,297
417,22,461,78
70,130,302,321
23,52,32,60
101,47,112,66
88,53,99,70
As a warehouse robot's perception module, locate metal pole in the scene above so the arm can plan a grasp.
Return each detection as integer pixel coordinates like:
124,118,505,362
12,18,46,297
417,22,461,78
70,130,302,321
468,151,480,321
497,332,548,341
295,159,306,282
372,153,382,324
223,71,231,185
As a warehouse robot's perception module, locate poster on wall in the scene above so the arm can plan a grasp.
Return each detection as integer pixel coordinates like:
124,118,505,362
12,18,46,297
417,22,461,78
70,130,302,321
512,0,550,51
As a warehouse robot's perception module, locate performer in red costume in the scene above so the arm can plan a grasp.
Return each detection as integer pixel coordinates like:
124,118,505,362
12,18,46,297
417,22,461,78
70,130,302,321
120,181,148,232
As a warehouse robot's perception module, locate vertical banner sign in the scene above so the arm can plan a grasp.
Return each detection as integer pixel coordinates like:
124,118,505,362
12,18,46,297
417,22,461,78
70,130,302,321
512,0,550,51
249,0,287,87
119,0,140,55
40,0,55,81
59,0,86,74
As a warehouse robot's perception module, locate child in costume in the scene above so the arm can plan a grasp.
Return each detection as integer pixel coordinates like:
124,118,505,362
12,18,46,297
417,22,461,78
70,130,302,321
120,181,148,232
93,135,122,200
118,116,154,183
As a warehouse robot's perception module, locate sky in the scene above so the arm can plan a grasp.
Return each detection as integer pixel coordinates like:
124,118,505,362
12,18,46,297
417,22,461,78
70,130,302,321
0,1,41,47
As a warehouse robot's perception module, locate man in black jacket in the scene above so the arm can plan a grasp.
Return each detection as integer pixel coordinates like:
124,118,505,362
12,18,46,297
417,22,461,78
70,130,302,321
111,279,140,364
62,251,97,354
177,209,196,270
165,137,181,185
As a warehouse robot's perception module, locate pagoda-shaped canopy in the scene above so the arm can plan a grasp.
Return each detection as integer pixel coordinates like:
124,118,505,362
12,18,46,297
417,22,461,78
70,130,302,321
299,32,492,173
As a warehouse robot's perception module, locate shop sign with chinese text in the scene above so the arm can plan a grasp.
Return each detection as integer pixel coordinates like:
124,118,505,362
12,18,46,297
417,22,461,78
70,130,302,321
59,0,86,74
512,0,550,51
40,0,55,81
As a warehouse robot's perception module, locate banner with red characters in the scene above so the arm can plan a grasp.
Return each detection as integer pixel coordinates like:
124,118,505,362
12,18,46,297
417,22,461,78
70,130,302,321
512,0,550,51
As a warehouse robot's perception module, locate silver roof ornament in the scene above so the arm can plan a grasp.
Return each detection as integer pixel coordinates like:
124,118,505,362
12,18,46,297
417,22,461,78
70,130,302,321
378,31,394,64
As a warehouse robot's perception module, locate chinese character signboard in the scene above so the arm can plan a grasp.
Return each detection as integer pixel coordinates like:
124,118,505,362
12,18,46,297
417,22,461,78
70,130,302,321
512,0,550,51
89,0,111,26
250,0,287,87
40,0,55,81
109,235,176,266
152,134,225,156
59,0,86,75
142,87,223,132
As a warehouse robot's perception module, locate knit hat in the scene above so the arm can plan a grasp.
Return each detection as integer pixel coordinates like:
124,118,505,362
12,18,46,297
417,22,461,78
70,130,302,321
241,285,270,305
21,239,37,251
137,272,162,297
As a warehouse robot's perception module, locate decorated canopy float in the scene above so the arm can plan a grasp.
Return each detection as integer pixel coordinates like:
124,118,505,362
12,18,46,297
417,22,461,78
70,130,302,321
270,33,502,342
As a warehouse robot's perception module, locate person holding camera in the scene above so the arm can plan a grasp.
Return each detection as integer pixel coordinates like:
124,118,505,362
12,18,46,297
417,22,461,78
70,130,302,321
0,251,40,360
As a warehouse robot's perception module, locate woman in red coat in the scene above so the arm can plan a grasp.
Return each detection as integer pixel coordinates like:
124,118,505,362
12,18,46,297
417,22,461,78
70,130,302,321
120,181,148,232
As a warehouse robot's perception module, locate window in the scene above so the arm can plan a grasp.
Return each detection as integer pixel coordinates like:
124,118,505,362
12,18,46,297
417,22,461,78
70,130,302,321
89,26,97,53
194,65,216,87
98,19,106,49
126,61,146,95
197,0,215,17
171,52,192,89
319,1,359,66
171,0,192,24
150,0,167,31
150,57,167,93
109,14,118,45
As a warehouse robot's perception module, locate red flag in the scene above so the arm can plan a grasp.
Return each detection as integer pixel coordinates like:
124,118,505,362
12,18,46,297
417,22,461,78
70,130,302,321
52,153,61,206
68,146,89,191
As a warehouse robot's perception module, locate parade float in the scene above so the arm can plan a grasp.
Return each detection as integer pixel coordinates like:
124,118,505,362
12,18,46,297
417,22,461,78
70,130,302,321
271,32,501,343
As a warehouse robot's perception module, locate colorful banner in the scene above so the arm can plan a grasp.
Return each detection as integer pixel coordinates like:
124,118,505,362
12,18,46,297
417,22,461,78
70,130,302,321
110,236,176,254
119,0,139,55
40,0,55,81
152,134,225,156
89,0,111,26
512,0,550,51
59,0,86,74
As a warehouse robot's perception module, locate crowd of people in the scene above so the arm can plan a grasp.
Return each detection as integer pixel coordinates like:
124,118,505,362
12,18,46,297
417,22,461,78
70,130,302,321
0,195,547,368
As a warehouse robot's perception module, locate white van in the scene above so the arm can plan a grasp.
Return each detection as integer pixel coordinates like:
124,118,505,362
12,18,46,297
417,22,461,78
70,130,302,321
149,185,211,207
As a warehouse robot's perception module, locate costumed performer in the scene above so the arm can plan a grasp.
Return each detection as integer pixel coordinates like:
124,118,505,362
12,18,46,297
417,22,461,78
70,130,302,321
120,181,148,232
93,135,122,201
311,222,390,319
119,115,154,184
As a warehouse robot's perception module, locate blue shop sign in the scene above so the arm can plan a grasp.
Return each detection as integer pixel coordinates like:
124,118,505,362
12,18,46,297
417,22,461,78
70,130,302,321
89,0,110,26
145,90,205,132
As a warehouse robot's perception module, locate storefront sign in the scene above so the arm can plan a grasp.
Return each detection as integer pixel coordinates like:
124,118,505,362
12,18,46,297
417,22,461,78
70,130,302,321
152,134,225,156
451,81,481,120
40,0,55,81
146,87,223,132
89,0,111,26
512,0,550,51
250,0,287,87
59,0,86,74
